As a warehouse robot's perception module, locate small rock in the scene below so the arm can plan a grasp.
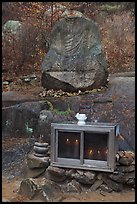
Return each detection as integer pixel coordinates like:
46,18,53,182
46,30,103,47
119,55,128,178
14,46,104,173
74,171,96,185
100,184,113,193
46,166,67,182
76,170,84,175
84,171,96,180
46,166,66,177
119,157,133,166
116,165,135,173
65,179,82,193
18,178,40,199
97,173,103,180
26,167,46,178
102,176,123,192
90,179,103,191
27,154,49,169
18,178,60,201
108,172,125,183
65,169,76,178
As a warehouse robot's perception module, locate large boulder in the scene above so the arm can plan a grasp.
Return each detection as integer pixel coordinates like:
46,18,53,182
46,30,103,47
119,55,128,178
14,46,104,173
41,10,108,92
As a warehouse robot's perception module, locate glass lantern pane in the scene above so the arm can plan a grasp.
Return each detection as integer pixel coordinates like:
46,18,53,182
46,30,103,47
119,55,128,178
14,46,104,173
84,132,108,161
58,131,80,159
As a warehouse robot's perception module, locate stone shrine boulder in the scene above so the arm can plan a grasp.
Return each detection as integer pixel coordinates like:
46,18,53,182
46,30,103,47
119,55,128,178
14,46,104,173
41,10,108,92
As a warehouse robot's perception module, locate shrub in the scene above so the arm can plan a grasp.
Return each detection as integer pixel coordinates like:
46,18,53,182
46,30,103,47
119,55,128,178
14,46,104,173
100,11,135,73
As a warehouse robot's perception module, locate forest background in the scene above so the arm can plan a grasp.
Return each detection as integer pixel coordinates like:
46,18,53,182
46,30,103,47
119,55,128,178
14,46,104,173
2,2,135,83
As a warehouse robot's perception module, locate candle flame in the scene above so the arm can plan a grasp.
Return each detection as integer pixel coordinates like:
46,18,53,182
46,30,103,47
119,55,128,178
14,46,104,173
98,150,100,154
89,149,93,155
75,139,78,143
66,138,69,142
105,149,108,154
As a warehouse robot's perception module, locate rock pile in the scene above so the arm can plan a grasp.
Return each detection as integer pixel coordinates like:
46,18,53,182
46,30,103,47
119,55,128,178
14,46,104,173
25,142,50,178
19,150,135,201
45,151,135,193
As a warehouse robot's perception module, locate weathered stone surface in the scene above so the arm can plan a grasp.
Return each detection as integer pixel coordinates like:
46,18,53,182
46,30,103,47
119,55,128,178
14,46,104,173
119,157,133,166
76,170,84,176
18,178,61,201
73,171,96,185
46,166,66,176
26,167,46,178
64,179,82,193
106,169,135,187
108,172,125,183
123,172,135,182
116,165,135,173
38,110,54,141
65,169,77,178
46,166,67,182
27,154,49,169
102,176,123,192
84,171,96,180
97,173,103,180
90,179,103,191
100,184,113,193
41,10,108,92
33,146,49,156
126,178,135,186
18,178,41,200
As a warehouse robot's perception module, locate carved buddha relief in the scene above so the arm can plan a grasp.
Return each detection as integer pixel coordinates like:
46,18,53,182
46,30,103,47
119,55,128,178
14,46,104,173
41,11,108,91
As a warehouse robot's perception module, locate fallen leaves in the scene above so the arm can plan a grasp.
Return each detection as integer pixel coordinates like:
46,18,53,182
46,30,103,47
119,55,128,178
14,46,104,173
39,87,106,98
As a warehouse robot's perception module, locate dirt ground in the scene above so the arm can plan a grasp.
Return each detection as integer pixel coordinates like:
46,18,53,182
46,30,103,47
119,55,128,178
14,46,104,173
2,176,135,202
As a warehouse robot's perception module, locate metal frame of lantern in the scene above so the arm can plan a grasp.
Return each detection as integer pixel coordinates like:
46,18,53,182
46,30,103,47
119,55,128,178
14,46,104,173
50,122,119,172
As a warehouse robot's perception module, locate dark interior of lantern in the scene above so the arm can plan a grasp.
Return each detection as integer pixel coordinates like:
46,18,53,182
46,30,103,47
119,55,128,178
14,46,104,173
84,132,108,161
58,131,108,161
58,131,80,159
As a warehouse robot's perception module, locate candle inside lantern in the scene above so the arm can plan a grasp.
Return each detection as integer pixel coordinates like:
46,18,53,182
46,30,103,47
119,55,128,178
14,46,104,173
97,150,101,160
103,148,108,160
105,148,108,155
65,138,70,157
87,148,93,159
66,138,70,144
74,139,79,159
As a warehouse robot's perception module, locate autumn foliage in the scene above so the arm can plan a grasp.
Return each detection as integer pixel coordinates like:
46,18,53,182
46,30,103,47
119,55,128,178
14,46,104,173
2,2,135,80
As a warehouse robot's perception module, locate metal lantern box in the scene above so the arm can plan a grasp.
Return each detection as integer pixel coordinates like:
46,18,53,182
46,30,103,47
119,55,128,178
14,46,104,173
50,122,119,172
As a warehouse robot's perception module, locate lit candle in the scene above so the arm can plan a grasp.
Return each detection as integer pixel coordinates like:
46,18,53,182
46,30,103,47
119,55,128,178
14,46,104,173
105,149,108,155
74,139,79,159
104,148,108,160
66,138,70,144
66,138,70,157
97,150,101,160
88,149,93,159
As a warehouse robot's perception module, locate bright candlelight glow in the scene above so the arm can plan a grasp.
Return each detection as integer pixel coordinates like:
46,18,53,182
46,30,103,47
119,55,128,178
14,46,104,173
75,139,79,144
66,138,70,144
89,149,93,155
105,149,108,154
98,150,100,154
